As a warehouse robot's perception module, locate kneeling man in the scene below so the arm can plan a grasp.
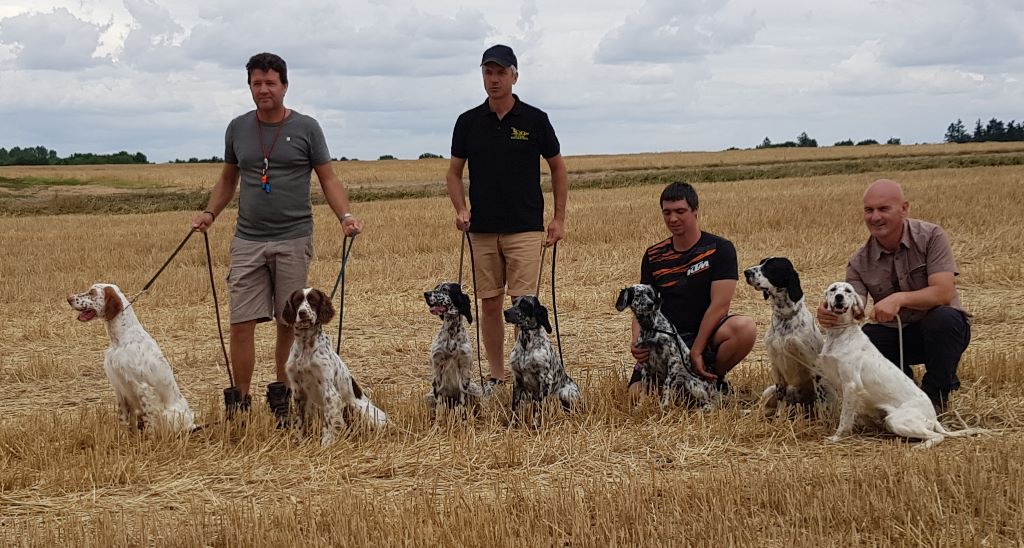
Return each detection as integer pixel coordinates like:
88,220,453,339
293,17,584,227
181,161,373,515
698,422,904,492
818,179,971,411
628,182,756,399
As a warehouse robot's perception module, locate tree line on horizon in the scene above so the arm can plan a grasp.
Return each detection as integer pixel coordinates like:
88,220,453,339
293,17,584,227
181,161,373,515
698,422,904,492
2,117,1022,167
756,132,900,149
943,117,1024,143
0,146,147,166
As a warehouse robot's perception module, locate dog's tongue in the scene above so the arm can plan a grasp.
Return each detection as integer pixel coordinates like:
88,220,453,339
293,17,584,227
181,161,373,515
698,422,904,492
77,309,97,322
430,306,446,316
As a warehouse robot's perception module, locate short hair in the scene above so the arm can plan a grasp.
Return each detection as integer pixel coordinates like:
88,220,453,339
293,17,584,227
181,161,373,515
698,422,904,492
246,53,288,85
660,181,699,210
481,64,518,77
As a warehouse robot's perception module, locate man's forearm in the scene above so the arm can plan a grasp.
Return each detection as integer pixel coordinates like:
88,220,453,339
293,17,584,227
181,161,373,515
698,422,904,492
895,285,953,311
320,175,353,220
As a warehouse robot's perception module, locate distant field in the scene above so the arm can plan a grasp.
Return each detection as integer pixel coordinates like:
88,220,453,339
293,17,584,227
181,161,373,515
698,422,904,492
1,149,1022,545
2,141,1024,218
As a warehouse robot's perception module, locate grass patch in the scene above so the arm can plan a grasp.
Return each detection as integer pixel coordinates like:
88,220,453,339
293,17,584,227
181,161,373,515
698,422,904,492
0,175,92,190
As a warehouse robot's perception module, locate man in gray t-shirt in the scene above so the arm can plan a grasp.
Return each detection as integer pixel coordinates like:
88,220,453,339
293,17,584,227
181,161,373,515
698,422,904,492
191,52,362,421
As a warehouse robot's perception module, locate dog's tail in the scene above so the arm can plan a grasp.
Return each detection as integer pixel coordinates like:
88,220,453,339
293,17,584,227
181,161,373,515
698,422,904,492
352,396,389,428
935,410,989,438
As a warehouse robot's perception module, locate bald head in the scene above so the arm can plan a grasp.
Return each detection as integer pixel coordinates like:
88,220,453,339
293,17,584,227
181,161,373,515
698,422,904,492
864,179,905,203
862,179,909,250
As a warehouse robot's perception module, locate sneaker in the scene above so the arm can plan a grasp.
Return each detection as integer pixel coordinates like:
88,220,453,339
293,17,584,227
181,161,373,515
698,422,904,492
925,389,950,415
715,378,730,396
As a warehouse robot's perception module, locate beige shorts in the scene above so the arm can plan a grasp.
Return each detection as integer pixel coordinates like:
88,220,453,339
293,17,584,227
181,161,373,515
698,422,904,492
227,236,314,324
468,231,545,299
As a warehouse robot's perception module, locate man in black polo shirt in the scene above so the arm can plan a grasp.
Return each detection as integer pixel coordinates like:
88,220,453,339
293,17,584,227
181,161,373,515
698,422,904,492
446,44,568,391
628,182,756,399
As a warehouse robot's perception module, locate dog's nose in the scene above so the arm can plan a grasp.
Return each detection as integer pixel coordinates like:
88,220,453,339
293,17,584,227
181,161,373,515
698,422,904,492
834,294,844,303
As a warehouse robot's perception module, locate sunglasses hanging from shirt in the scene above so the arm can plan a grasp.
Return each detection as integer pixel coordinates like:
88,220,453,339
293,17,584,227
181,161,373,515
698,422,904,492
256,110,288,194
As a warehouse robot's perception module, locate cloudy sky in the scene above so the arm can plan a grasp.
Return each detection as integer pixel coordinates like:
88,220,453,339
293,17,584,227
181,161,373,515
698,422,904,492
0,0,1021,162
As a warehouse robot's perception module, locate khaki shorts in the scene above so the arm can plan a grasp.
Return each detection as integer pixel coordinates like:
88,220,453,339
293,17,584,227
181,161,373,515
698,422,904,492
227,236,314,324
468,231,545,299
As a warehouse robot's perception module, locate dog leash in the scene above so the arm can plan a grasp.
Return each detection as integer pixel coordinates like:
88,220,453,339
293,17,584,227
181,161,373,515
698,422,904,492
329,234,357,355
535,242,566,371
203,231,233,387
127,229,196,306
461,231,487,388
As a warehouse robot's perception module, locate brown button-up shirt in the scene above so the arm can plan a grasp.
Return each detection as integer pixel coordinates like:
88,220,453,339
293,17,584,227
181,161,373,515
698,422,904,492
846,218,968,327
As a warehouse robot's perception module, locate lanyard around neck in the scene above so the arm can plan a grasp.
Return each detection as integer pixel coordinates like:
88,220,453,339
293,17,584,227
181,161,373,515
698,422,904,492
256,110,287,193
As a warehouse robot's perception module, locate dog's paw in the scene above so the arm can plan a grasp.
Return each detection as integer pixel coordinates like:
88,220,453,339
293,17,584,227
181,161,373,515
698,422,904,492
826,434,843,444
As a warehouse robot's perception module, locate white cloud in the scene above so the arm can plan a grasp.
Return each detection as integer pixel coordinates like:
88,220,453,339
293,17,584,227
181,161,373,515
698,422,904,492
595,0,763,65
879,0,1024,68
0,0,1022,161
0,8,111,70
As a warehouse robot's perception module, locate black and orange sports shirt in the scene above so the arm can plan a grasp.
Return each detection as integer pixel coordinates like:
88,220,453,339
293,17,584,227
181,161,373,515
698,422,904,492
640,232,738,334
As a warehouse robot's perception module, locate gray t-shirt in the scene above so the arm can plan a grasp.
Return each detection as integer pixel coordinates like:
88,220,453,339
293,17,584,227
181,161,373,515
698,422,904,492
224,110,331,241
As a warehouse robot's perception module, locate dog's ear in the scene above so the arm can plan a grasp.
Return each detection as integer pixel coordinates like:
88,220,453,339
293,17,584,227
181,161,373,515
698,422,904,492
651,287,662,309
535,301,552,333
786,269,804,303
852,292,866,321
615,287,633,312
282,291,299,326
314,289,336,325
102,286,123,320
454,287,473,324
350,376,364,400
761,290,770,300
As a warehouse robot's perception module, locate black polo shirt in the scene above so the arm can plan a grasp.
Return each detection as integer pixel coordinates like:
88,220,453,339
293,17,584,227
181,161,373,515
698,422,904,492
451,95,560,233
640,232,739,334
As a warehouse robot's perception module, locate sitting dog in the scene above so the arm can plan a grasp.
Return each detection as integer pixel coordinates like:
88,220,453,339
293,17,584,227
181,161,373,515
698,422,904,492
67,283,195,432
423,282,482,409
503,295,580,424
819,282,985,449
744,257,833,416
282,288,388,445
615,284,716,410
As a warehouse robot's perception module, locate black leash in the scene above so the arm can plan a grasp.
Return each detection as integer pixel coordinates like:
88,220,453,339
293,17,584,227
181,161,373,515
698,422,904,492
203,231,233,387
550,242,565,371
535,242,566,371
330,234,357,355
128,229,195,306
461,231,486,388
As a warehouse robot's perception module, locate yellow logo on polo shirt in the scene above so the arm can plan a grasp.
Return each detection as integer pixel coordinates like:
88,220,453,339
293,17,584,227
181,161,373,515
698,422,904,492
510,127,530,141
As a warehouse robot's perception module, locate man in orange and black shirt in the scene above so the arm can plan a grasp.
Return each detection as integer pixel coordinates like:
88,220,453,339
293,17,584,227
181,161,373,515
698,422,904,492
628,182,756,398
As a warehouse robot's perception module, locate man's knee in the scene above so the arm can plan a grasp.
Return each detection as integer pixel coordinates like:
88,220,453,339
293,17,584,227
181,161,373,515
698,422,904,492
919,306,967,336
718,315,756,349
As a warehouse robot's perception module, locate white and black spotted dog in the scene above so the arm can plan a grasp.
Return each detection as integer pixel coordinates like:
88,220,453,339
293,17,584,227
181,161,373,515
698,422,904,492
615,284,717,410
67,283,195,433
819,282,985,449
503,295,581,425
744,257,834,417
282,288,388,446
423,282,482,409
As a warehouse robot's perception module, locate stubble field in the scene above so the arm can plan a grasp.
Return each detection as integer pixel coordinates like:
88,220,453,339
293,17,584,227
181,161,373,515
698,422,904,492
1,145,1022,546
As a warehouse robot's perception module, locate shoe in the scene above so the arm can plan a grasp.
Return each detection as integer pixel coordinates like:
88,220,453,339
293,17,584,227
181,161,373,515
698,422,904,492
266,381,292,429
715,378,730,396
925,389,950,415
482,377,505,396
224,387,251,420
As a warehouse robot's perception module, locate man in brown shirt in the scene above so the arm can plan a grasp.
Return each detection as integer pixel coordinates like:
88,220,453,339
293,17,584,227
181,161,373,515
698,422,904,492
818,179,970,410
